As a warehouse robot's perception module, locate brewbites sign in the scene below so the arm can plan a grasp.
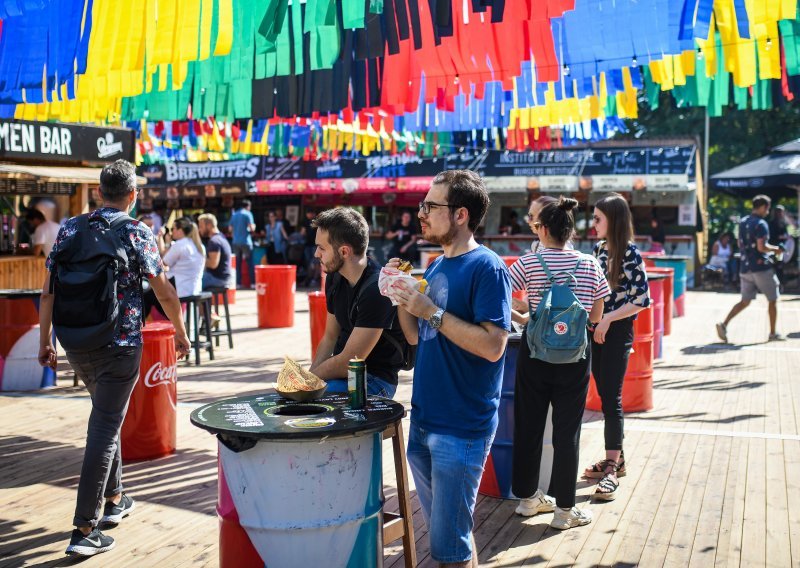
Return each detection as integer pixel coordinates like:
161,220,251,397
140,157,261,186
0,119,135,164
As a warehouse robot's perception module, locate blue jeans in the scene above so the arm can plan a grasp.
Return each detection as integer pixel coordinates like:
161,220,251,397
325,373,397,399
202,271,232,290
406,422,494,563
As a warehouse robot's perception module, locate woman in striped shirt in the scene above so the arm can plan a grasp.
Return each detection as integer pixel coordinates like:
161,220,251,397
509,197,610,530
587,193,650,501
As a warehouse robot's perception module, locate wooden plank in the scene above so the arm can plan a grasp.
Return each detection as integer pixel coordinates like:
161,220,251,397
764,439,792,568
784,440,800,566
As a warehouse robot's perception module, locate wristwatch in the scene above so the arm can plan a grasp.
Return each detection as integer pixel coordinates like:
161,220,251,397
428,308,445,330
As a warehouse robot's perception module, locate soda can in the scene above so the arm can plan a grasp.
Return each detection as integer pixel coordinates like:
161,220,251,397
347,357,367,409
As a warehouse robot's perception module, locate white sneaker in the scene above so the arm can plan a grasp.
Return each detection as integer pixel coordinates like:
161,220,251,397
550,506,593,530
515,489,556,517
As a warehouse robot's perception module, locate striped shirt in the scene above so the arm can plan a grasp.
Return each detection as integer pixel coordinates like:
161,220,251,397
509,248,611,313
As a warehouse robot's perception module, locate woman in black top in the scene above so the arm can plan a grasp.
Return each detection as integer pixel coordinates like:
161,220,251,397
588,193,650,501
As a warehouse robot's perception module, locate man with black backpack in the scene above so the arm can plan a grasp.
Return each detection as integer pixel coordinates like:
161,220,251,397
38,160,191,557
308,208,407,399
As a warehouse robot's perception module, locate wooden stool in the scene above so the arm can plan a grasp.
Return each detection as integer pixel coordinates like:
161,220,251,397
180,292,215,365
383,419,416,568
206,286,234,349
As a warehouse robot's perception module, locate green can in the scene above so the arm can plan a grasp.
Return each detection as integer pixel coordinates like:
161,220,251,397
348,357,367,409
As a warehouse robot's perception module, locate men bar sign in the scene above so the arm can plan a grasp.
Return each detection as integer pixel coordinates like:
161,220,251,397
0,119,135,164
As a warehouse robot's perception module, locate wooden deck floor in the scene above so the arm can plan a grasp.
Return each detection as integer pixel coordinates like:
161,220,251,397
1,289,799,567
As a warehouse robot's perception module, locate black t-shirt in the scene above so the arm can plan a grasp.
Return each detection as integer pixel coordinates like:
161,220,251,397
325,261,405,384
304,218,317,246
390,222,417,248
206,233,232,280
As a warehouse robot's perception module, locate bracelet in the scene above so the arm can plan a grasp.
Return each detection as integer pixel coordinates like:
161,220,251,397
587,322,598,331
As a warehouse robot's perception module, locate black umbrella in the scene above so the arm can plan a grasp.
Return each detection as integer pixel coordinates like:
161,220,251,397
710,139,800,198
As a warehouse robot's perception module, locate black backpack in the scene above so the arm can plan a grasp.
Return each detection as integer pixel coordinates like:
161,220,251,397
49,213,133,351
333,270,418,371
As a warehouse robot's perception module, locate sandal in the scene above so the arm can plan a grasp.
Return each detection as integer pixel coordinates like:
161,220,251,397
583,452,626,479
592,461,620,501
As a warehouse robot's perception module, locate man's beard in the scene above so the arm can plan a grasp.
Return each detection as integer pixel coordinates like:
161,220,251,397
323,250,345,274
424,220,458,246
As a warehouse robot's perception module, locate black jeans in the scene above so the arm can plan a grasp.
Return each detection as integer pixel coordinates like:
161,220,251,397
66,345,143,527
511,335,590,509
591,317,634,451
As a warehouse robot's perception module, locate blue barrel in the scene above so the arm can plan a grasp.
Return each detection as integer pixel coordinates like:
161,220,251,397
653,256,688,317
479,333,553,499
253,245,268,266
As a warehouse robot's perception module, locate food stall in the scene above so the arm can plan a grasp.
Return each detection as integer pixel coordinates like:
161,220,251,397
0,119,137,289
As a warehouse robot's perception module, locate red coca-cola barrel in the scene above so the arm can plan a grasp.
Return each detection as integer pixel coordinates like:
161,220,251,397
640,250,664,269
501,256,527,302
121,322,177,460
308,291,327,359
647,266,673,336
255,265,297,328
587,306,654,413
649,274,666,359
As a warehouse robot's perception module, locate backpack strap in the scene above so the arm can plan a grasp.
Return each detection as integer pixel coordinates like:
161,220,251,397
536,252,555,281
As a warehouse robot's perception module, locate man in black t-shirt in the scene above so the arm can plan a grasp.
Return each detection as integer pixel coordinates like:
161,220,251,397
198,213,233,289
386,210,419,262
309,208,405,398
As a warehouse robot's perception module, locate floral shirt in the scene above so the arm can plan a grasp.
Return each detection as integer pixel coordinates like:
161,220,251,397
592,241,651,315
46,207,163,347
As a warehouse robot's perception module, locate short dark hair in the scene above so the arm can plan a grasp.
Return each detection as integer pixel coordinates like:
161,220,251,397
312,208,369,256
752,194,771,209
240,199,251,209
431,169,490,232
99,159,137,200
26,208,45,223
538,197,579,244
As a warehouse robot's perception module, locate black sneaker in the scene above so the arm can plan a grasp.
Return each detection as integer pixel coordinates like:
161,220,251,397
100,493,136,526
65,528,115,556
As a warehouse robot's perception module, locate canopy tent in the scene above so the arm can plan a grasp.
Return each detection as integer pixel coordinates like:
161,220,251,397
710,139,800,199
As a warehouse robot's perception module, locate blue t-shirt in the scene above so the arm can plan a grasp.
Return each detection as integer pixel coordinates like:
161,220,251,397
411,246,512,439
739,214,771,273
230,208,255,246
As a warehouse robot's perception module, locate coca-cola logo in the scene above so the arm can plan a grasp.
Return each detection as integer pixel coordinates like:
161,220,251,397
144,361,177,388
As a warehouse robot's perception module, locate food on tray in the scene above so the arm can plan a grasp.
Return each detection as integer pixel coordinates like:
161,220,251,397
277,357,326,392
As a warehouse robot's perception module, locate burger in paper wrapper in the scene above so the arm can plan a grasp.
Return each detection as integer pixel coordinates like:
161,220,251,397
276,357,327,401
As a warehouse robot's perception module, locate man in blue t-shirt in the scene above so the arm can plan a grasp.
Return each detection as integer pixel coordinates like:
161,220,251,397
229,200,255,288
717,194,785,343
388,170,511,567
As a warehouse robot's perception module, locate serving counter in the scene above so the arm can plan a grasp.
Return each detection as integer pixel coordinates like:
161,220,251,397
0,256,48,290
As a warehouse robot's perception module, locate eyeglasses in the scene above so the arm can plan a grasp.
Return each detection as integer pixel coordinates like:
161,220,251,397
531,221,542,230
419,201,458,215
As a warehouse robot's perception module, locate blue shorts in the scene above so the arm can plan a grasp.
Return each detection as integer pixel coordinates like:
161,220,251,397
324,373,397,399
406,422,494,563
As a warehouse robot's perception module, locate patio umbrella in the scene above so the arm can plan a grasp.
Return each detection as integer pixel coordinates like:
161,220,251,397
710,139,800,199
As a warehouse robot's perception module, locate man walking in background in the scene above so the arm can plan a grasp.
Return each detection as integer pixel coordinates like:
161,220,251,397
230,199,256,288
717,194,785,343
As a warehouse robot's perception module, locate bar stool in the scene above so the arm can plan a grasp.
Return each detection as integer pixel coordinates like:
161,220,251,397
206,286,234,349
382,419,416,568
180,291,214,365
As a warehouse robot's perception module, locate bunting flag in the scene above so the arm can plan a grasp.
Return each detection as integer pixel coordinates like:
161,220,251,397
3,0,800,153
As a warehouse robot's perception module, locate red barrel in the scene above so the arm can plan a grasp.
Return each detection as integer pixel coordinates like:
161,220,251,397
308,291,327,359
649,274,666,359
217,456,262,568
227,257,236,304
640,250,664,269
121,322,177,460
255,265,296,328
501,256,527,302
647,267,673,336
0,298,38,360
587,307,654,413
